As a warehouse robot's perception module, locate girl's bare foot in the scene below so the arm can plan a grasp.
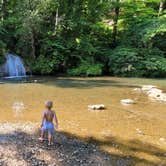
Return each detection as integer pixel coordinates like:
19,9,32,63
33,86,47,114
48,142,53,146
38,137,44,142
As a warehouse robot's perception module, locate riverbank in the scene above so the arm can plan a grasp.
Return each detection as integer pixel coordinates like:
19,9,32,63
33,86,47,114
0,122,132,166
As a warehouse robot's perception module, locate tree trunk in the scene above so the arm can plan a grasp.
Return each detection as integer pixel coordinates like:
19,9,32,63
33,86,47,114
54,7,59,34
112,0,120,48
158,0,166,16
1,0,6,21
31,31,36,58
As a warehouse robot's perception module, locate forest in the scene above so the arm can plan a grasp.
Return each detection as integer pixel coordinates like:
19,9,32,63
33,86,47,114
0,0,166,77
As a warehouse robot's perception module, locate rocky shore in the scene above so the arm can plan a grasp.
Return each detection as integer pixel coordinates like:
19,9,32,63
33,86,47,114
0,122,132,166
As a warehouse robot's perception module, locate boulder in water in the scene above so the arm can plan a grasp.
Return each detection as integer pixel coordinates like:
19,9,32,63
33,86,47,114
155,93,166,102
147,88,162,95
88,104,105,110
134,85,166,103
145,87,166,102
147,89,162,98
120,99,135,105
141,85,157,91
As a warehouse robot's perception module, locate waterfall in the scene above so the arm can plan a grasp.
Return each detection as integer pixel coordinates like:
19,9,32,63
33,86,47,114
4,54,26,77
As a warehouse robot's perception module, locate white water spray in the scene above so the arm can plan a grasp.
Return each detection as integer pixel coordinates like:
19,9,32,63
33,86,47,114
4,54,26,77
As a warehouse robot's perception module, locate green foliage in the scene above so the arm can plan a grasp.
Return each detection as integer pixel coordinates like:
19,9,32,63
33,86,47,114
121,15,166,51
0,0,166,78
108,47,139,76
30,55,59,75
67,60,103,76
142,15,166,51
108,47,166,77
0,40,7,55
0,24,7,55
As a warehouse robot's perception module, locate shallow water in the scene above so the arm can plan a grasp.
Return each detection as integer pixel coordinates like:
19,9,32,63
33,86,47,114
0,76,166,165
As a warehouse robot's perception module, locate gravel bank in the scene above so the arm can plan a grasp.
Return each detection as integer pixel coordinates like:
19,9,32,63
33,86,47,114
0,122,131,166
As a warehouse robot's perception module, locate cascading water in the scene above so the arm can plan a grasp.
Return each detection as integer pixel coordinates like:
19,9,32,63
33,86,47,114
4,54,26,78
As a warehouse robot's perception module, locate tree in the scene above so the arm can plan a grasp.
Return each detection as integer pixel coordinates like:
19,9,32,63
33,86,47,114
159,0,166,15
0,0,166,77
0,0,6,21
112,0,120,47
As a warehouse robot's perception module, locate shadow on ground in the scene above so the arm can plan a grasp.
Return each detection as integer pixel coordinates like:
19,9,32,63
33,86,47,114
0,129,165,166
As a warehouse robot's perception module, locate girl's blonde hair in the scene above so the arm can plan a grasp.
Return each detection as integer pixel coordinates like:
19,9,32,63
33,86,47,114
45,101,53,109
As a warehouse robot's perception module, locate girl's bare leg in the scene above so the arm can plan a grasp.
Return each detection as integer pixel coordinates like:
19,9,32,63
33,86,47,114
38,131,45,142
48,132,53,145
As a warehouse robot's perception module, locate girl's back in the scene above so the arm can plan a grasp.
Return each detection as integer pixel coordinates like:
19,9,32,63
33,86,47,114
44,110,55,122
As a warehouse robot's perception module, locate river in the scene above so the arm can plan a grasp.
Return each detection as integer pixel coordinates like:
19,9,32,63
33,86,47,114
0,76,166,165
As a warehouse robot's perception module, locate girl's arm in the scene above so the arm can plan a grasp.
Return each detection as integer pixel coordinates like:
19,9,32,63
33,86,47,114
41,111,45,128
54,112,58,129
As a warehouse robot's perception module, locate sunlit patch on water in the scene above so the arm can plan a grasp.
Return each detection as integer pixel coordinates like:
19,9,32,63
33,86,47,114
100,130,112,137
12,101,25,118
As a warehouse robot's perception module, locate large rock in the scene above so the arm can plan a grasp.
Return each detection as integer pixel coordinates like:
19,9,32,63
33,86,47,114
147,88,162,98
135,85,166,102
156,93,166,102
141,85,157,91
88,104,105,110
120,99,135,105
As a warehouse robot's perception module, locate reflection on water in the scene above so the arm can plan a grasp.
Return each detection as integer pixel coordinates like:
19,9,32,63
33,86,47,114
0,76,166,165
12,101,25,118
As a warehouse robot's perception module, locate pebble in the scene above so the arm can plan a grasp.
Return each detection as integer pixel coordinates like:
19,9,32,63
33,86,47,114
136,128,144,135
159,138,166,142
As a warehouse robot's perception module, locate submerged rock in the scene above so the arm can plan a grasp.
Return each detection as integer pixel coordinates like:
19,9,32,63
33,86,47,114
120,99,135,105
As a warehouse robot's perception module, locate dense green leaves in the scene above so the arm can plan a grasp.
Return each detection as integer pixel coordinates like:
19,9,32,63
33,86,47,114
0,0,166,77
67,60,103,76
30,55,59,75
108,47,166,77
